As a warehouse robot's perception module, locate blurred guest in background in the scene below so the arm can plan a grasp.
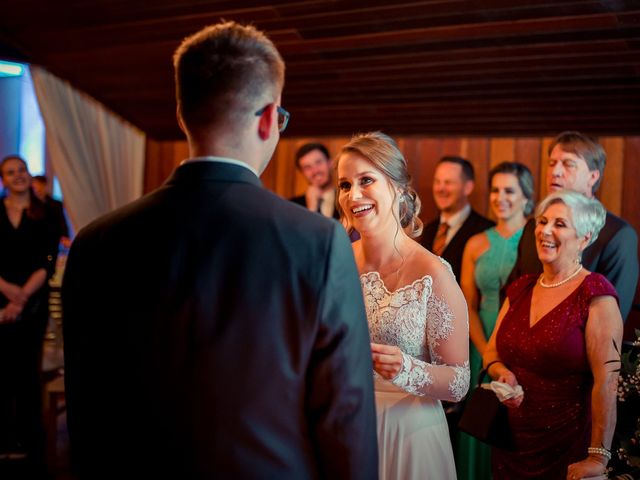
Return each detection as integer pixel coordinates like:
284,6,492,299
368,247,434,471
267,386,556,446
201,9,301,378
456,161,534,480
32,175,71,248
421,156,494,282
0,155,58,476
484,190,622,479
420,155,494,450
290,142,339,219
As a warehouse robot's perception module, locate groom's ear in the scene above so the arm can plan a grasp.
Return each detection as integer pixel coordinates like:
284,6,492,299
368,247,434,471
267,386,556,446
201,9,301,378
257,104,276,141
176,106,187,135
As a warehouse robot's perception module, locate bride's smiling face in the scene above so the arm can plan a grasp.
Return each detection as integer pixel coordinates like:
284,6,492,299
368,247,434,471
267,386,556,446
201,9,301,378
337,151,398,235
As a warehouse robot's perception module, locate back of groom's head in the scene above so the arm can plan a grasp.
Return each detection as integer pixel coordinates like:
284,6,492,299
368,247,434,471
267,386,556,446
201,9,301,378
173,21,285,136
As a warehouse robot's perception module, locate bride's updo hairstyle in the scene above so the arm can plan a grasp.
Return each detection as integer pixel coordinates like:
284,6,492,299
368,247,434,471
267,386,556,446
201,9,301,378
336,131,423,238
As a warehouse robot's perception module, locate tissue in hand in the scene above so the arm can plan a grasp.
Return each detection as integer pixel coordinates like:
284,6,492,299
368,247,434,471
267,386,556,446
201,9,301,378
480,381,524,402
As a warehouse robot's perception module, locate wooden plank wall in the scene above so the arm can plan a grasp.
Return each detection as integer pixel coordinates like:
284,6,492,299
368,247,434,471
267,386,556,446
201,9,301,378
145,135,640,336
146,135,636,221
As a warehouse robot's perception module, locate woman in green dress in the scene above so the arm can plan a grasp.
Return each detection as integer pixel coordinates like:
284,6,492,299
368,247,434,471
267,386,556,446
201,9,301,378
456,162,534,480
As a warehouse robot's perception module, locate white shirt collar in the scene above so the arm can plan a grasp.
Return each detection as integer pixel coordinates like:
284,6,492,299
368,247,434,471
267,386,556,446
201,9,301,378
181,156,259,178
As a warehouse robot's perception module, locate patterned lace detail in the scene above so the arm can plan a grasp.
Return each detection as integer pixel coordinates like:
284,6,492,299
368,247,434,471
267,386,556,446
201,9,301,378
391,353,434,395
449,361,471,402
361,271,468,399
426,291,455,363
361,272,432,358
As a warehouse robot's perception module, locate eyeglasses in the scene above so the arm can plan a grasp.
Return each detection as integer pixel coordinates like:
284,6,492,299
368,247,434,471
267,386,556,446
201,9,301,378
255,105,290,133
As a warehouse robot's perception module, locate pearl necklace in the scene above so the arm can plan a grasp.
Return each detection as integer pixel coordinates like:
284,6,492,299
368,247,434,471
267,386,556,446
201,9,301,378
539,264,583,288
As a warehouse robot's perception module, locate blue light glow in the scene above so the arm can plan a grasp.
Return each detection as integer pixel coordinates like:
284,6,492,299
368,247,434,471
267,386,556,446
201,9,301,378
0,60,24,77
19,67,45,175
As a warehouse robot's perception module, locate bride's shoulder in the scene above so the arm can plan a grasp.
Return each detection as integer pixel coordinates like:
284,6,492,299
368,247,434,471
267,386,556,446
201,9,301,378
412,242,451,271
409,244,456,283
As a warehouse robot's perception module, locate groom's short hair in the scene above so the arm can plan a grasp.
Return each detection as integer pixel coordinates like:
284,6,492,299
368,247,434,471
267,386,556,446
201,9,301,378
173,21,285,134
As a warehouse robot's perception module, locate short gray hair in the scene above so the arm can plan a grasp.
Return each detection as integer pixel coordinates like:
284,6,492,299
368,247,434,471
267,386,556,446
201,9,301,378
535,190,606,248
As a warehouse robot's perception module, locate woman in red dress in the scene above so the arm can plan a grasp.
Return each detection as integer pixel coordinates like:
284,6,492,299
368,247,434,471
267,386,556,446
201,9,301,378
483,189,622,480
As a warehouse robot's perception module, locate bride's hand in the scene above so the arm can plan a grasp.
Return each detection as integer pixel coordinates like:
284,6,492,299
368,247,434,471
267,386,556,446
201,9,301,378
370,343,403,379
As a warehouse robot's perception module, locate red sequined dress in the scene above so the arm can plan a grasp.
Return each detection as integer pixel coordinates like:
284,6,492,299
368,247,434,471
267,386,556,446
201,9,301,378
493,273,618,479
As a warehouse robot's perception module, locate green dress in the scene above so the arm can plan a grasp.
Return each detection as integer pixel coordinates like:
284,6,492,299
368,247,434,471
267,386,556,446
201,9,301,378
456,226,523,480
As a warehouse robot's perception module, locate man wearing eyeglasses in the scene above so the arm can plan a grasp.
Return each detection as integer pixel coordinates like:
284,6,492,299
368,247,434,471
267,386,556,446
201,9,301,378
62,21,378,479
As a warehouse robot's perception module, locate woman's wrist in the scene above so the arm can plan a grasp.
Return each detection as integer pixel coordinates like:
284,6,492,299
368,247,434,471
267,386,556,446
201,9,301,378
587,447,611,466
20,285,35,299
485,359,505,378
23,269,47,297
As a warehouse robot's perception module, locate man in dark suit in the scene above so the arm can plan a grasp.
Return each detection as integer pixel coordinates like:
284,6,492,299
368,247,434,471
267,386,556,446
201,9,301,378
62,22,378,479
289,142,340,220
507,131,638,320
420,156,493,450
421,156,494,281
32,175,71,247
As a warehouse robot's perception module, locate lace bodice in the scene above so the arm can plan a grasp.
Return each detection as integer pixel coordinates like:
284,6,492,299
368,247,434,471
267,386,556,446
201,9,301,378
361,261,470,402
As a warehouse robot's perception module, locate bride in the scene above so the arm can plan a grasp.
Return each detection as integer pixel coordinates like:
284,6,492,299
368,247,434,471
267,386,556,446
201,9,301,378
336,132,470,479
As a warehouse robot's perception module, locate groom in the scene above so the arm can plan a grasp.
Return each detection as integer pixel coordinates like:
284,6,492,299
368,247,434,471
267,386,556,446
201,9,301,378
62,22,378,479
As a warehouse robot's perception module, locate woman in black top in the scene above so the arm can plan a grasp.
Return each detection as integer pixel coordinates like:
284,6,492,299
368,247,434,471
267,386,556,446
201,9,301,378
0,154,59,474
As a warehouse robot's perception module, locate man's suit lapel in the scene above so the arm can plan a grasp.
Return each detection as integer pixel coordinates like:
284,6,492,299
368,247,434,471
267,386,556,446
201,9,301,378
422,222,438,250
442,211,476,256
582,212,613,271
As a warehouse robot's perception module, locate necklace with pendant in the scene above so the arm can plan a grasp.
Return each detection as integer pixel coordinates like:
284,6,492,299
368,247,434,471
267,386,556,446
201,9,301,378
539,264,583,288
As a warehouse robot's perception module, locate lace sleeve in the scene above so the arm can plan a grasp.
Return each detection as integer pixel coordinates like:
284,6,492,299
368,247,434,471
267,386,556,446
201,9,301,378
391,260,470,401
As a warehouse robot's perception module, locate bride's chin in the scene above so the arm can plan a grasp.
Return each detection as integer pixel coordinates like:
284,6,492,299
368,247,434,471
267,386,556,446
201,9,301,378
355,224,375,237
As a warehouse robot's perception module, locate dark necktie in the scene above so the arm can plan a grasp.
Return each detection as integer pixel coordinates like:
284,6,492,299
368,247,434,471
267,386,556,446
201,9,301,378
432,222,450,256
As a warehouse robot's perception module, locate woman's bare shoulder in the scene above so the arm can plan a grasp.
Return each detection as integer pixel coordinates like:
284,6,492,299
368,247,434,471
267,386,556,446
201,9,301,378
465,231,490,258
410,242,456,280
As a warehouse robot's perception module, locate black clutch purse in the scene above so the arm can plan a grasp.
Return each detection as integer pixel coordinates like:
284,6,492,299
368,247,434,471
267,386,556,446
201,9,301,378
457,362,512,449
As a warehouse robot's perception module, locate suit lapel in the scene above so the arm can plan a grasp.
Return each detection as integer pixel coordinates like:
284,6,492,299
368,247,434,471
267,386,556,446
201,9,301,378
442,211,476,255
422,220,438,249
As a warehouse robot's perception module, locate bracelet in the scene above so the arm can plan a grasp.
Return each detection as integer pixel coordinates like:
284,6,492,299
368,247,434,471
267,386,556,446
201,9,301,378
587,447,611,460
484,360,505,372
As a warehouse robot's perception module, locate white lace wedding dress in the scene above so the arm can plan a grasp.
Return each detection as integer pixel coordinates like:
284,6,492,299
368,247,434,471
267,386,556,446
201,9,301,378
361,263,469,480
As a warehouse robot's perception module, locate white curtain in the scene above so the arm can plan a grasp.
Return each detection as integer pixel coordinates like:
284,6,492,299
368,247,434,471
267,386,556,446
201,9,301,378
31,66,145,233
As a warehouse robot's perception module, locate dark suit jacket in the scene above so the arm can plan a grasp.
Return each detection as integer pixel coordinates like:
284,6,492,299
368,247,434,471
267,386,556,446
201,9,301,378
506,212,638,320
421,209,495,281
44,195,70,239
290,192,340,220
62,161,378,479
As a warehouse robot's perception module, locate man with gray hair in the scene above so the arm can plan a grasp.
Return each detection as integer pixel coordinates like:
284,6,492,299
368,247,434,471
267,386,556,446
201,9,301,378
62,21,377,479
507,131,638,320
